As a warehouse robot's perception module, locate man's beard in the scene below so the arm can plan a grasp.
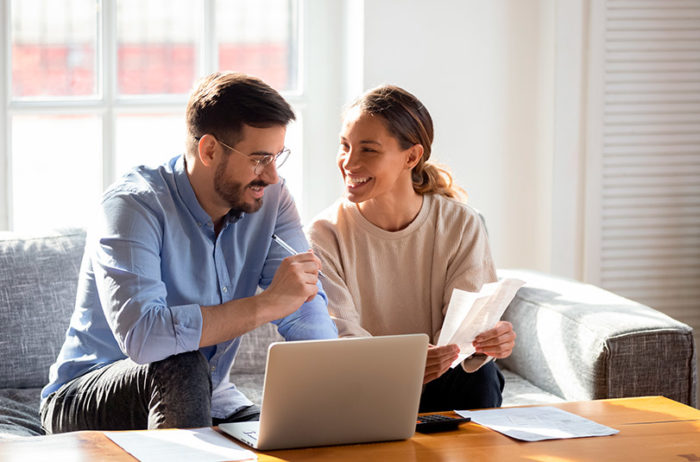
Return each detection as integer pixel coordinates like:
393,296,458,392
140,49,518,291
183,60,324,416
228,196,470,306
214,157,266,215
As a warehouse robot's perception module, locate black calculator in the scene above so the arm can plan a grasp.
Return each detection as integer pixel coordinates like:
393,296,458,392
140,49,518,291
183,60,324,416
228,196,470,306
416,414,471,433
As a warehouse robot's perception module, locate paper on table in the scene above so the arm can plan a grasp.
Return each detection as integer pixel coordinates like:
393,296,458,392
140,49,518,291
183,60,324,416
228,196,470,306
455,406,619,442
104,427,257,462
437,278,524,367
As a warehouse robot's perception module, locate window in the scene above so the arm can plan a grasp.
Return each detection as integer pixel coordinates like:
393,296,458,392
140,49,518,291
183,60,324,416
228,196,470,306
1,0,305,231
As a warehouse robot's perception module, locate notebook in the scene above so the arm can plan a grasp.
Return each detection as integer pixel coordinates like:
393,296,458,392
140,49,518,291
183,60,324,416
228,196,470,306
219,333,428,450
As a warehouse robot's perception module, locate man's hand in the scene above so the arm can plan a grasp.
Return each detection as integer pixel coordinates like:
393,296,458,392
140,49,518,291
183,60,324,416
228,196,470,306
260,251,322,318
200,252,323,348
472,321,516,358
424,344,459,384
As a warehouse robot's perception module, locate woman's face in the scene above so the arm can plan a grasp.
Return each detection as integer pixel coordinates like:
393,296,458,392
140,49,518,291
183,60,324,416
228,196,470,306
337,108,414,204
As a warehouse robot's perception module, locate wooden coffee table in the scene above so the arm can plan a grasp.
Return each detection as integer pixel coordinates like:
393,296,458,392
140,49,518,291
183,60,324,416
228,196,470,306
1,396,698,461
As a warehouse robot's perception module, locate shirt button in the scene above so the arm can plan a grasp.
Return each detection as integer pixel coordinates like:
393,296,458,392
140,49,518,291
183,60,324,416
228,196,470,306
222,286,228,293
211,366,216,372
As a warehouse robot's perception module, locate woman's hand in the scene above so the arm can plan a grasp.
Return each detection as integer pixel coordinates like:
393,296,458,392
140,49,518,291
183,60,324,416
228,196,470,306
472,321,516,358
424,344,459,384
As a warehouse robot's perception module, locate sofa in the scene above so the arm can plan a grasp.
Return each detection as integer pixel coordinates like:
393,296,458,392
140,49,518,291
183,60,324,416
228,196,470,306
0,228,696,439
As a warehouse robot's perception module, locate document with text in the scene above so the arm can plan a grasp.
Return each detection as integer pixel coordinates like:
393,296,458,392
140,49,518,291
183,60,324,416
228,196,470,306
455,406,619,442
437,278,525,367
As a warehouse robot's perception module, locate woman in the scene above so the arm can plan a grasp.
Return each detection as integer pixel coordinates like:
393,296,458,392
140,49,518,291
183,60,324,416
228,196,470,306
307,85,515,411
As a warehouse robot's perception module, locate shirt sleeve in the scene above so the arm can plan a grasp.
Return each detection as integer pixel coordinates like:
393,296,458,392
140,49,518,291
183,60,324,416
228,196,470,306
91,193,203,364
307,218,372,338
265,183,338,341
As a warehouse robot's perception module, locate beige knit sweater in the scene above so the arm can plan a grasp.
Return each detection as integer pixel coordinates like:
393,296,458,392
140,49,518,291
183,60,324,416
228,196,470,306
307,193,498,369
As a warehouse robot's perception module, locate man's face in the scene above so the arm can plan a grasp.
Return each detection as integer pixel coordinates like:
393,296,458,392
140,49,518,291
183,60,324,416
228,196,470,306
213,124,284,215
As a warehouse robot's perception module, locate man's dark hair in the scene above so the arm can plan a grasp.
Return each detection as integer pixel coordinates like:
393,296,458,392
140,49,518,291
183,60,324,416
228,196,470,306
185,72,295,156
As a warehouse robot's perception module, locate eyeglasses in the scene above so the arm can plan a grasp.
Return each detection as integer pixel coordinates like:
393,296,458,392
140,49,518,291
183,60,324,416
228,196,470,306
210,135,291,175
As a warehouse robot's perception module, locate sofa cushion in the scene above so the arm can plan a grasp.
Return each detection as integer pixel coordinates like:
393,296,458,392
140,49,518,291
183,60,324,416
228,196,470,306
0,388,43,438
0,229,86,389
500,369,564,407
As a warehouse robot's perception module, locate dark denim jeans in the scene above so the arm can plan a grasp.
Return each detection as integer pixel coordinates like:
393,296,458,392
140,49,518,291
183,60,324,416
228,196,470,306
419,360,505,412
41,351,259,434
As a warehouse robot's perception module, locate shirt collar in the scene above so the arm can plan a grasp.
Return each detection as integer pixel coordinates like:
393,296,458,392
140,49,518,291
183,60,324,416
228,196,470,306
173,155,245,231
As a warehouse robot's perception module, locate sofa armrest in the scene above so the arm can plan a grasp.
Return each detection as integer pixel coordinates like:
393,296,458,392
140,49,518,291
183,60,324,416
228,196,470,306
498,269,697,407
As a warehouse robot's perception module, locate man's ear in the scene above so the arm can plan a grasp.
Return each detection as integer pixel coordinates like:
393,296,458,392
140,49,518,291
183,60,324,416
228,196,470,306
406,144,424,170
198,134,218,167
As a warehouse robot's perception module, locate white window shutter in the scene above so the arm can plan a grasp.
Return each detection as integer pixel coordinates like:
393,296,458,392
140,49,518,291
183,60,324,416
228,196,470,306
585,0,700,330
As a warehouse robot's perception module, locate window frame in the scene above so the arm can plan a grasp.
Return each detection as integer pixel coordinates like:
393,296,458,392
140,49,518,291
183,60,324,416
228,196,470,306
0,0,312,230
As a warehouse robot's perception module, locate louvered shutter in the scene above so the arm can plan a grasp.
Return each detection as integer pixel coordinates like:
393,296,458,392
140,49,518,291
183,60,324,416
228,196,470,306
586,1,700,341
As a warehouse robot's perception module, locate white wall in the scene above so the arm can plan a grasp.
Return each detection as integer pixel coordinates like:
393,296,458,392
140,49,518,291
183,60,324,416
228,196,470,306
309,0,557,272
298,0,347,220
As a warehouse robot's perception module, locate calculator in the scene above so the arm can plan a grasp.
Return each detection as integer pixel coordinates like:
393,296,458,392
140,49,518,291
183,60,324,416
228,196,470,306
415,414,471,433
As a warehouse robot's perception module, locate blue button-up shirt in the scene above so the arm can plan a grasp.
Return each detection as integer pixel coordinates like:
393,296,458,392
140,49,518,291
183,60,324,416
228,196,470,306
41,155,338,417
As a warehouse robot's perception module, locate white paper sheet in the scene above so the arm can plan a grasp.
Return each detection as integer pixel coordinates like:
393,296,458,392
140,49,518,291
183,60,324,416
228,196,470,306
437,278,525,366
455,406,619,442
104,427,257,461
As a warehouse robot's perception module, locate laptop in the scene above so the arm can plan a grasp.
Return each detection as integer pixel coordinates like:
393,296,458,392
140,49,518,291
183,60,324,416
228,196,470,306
219,333,428,450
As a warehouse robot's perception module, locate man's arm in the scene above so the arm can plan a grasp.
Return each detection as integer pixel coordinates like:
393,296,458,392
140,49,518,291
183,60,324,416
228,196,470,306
199,251,329,346
93,195,203,364
258,182,338,341
95,178,335,363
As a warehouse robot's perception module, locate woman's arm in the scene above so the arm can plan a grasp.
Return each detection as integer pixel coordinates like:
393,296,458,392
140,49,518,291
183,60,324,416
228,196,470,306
306,219,372,338
441,205,513,373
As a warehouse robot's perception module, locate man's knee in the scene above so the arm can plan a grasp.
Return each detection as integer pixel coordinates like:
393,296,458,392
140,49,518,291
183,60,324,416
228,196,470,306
147,351,213,429
151,351,211,386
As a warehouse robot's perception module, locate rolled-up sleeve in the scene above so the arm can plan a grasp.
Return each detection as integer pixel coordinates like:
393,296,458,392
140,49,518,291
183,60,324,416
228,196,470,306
274,290,338,340
93,193,203,364
263,182,338,341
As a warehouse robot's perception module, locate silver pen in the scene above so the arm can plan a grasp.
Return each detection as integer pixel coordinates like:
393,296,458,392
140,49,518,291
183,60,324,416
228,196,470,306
271,234,327,279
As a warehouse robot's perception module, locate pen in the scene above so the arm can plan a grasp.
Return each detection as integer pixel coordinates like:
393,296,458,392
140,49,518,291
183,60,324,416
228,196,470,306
271,234,327,279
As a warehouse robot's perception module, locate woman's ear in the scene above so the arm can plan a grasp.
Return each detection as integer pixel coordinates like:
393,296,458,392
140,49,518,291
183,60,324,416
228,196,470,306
197,134,218,167
406,144,424,169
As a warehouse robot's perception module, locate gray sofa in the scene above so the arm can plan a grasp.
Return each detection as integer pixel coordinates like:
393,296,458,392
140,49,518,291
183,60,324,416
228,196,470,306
0,228,696,439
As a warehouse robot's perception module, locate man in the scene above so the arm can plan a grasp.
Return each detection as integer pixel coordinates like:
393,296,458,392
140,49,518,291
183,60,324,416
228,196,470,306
40,72,337,432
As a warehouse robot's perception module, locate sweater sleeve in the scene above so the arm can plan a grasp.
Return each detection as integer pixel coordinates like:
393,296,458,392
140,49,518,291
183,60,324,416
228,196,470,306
441,206,499,372
307,219,372,338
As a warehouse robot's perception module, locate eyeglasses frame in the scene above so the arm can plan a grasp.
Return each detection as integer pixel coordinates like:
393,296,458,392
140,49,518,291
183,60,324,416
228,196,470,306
196,134,291,175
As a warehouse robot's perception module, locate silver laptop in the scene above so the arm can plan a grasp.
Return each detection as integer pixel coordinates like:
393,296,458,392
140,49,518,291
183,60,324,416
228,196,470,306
219,334,428,450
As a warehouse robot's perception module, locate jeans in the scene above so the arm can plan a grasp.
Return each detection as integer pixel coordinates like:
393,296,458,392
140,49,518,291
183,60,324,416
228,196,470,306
419,360,505,412
41,351,260,434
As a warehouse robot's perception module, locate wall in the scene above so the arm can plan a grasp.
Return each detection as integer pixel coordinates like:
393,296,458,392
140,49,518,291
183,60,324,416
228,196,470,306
313,0,557,272
2,0,563,276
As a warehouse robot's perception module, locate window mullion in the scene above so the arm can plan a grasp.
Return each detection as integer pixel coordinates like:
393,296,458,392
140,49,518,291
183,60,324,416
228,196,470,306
1,0,10,229
102,0,117,191
201,0,217,75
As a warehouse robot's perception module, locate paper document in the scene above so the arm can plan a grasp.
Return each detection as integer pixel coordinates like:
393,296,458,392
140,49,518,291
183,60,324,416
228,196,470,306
455,406,619,442
437,278,524,366
104,427,257,461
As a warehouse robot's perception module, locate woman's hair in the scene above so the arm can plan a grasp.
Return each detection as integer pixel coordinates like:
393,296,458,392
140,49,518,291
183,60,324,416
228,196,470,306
348,85,466,200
